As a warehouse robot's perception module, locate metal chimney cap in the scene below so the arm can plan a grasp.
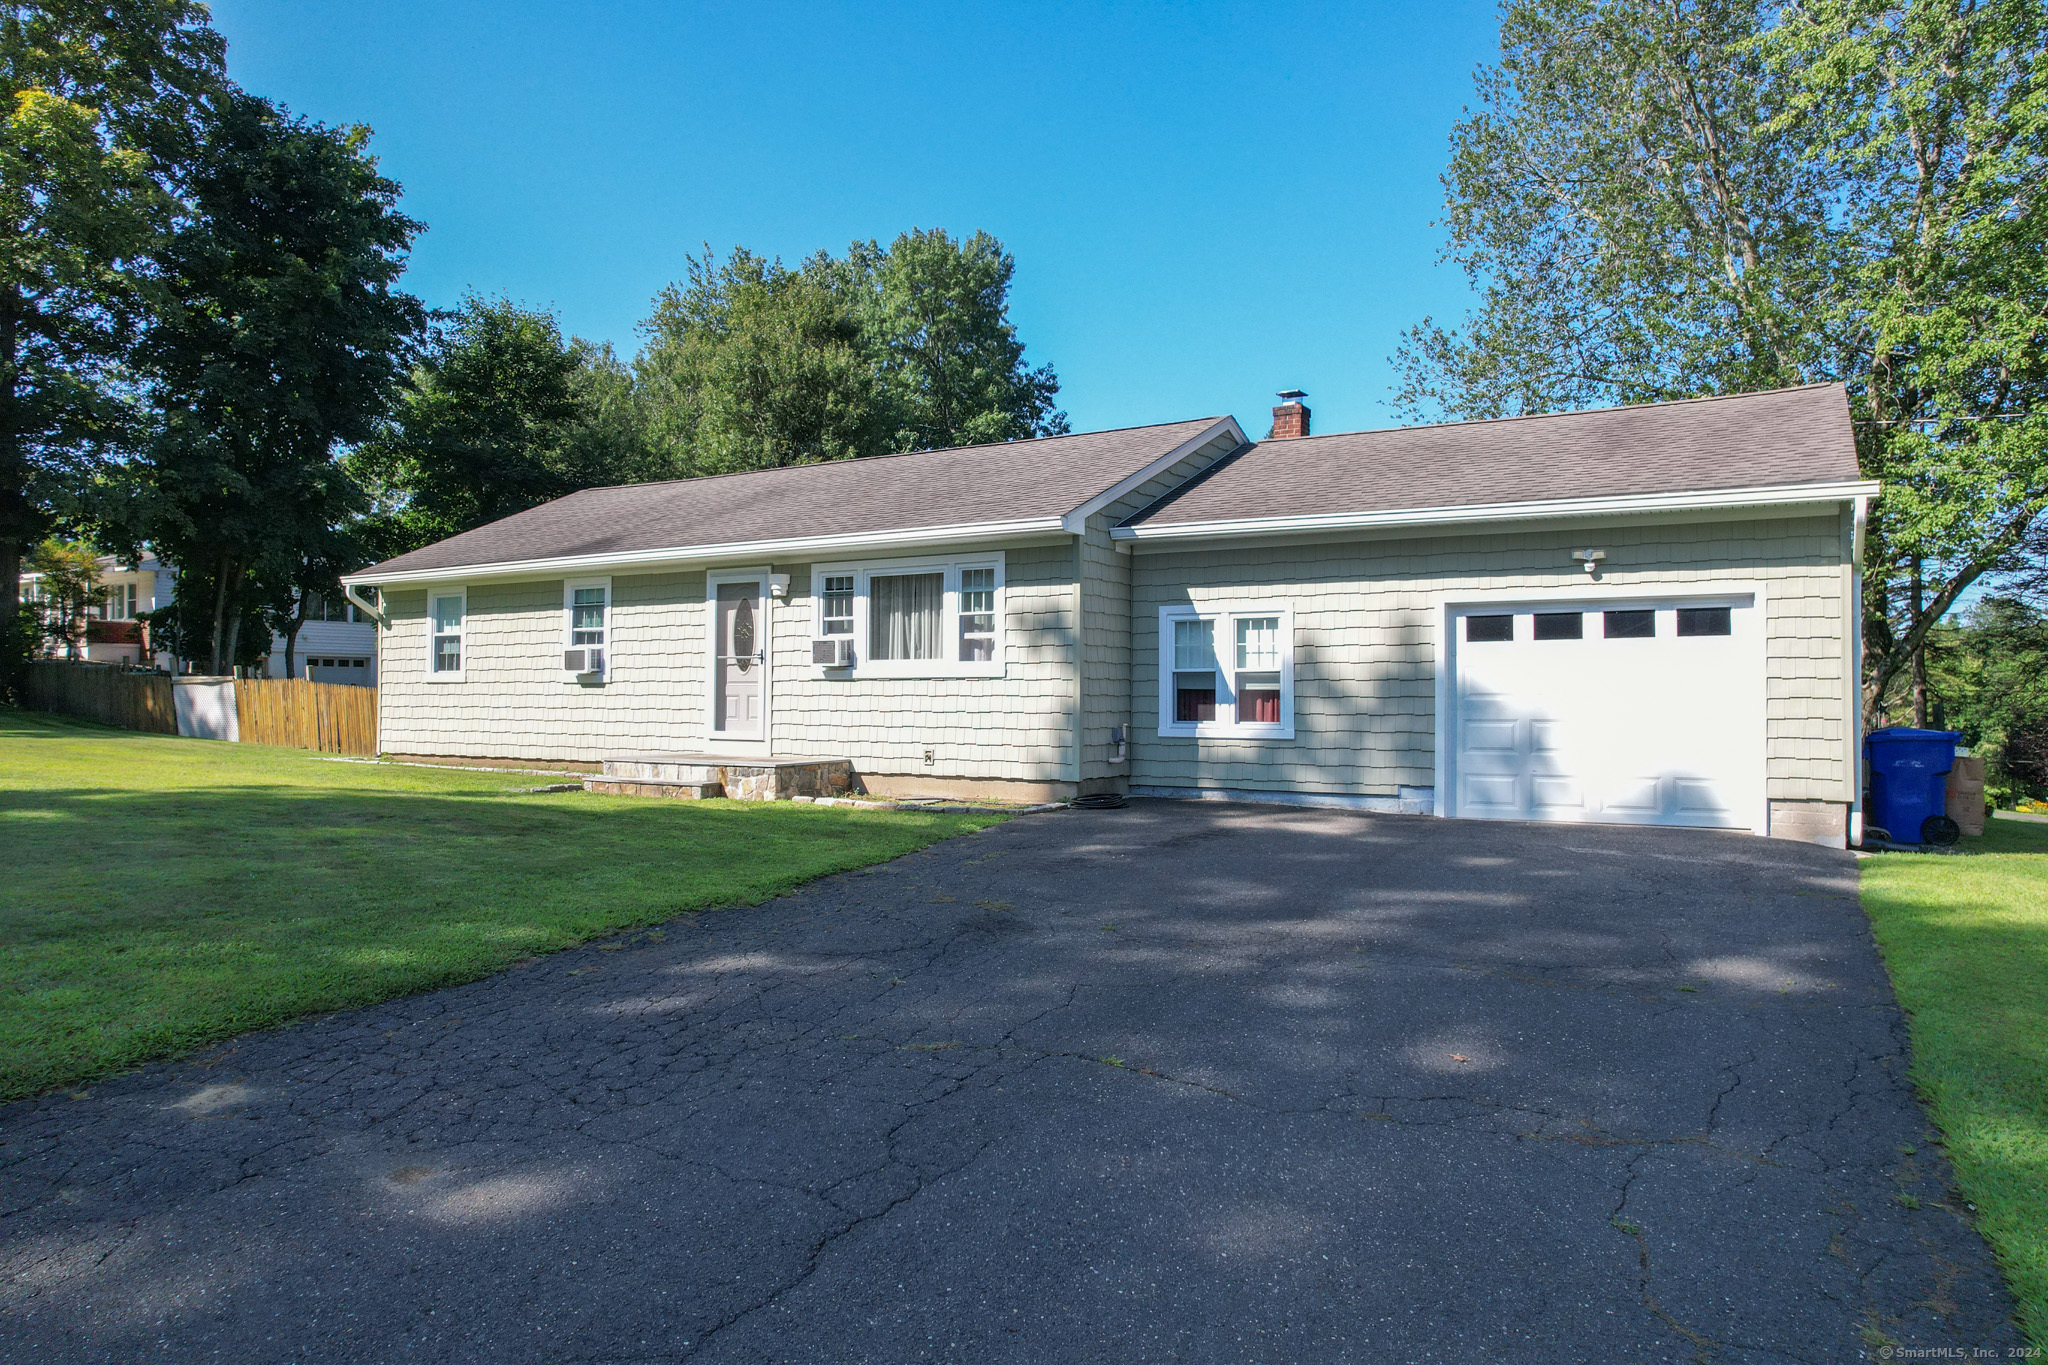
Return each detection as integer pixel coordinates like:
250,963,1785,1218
1276,389,1308,402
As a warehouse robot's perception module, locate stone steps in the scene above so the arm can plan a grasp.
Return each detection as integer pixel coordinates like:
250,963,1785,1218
584,777,723,800
596,753,854,802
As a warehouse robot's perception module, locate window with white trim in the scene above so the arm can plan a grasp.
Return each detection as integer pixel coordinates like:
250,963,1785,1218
958,567,996,662
561,577,611,679
428,591,464,676
98,583,138,619
809,555,1005,677
1158,605,1294,738
820,575,854,635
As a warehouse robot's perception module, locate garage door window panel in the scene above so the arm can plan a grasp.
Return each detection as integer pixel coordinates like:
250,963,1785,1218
1465,614,1514,643
1677,606,1732,636
1533,612,1583,641
1604,610,1655,639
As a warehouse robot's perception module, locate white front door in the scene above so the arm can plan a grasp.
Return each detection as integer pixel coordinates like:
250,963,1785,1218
1447,598,1764,829
713,580,765,740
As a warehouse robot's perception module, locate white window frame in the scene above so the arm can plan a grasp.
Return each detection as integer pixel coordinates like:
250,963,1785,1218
1157,603,1295,739
426,587,466,682
808,552,1006,679
818,572,856,637
562,576,612,681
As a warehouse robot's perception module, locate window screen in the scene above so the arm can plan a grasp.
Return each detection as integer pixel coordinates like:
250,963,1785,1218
958,567,996,662
1603,609,1655,639
430,594,462,673
1234,616,1281,723
1172,618,1218,723
1533,612,1583,640
820,575,854,635
570,586,606,647
1676,606,1732,637
1465,614,1513,643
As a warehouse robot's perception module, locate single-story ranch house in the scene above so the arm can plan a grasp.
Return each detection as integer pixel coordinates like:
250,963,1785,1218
342,383,1878,847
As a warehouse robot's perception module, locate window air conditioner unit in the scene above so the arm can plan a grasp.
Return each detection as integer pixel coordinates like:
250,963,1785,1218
812,637,854,667
563,647,605,676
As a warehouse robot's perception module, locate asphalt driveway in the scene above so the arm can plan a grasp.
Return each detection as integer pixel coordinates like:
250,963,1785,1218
0,802,2019,1362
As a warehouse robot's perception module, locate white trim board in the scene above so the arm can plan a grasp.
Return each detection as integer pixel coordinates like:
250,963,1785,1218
1058,419,1246,532
1111,481,1883,545
343,518,1070,589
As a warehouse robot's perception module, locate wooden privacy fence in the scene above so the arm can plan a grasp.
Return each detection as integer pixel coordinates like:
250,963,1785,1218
22,662,176,734
235,678,378,756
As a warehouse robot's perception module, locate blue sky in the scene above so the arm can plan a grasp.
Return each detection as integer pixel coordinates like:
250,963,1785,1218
206,1,1500,438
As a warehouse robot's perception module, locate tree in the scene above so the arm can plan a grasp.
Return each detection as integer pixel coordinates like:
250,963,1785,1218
0,0,225,674
634,232,1066,478
1395,0,2048,718
22,535,102,659
1920,596,2048,801
347,296,650,554
842,228,1067,450
125,93,422,674
635,247,891,477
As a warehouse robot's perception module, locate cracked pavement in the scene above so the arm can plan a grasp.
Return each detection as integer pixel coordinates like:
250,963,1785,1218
0,801,2020,1362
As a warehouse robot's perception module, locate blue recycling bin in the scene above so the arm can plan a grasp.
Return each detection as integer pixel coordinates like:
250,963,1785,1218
1865,727,1962,844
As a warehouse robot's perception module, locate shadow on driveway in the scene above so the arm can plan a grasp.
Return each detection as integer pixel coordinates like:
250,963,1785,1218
0,801,2018,1361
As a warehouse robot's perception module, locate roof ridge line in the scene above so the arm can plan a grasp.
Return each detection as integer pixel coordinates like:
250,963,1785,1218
560,415,1232,498
1274,382,1841,447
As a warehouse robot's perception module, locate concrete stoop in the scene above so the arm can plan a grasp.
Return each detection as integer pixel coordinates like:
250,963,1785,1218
590,753,855,802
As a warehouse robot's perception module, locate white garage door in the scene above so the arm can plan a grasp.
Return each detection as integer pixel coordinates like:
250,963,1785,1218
1446,596,1764,830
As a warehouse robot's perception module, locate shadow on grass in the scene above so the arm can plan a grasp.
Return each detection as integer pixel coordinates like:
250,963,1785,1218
0,776,999,1102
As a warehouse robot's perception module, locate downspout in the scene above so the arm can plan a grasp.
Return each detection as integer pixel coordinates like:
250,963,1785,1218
342,583,388,627
1848,496,1870,846
343,583,390,758
1069,537,1084,797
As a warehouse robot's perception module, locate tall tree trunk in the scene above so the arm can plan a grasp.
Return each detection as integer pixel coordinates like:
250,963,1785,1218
282,595,306,679
219,558,244,678
1910,558,1927,727
0,541,18,655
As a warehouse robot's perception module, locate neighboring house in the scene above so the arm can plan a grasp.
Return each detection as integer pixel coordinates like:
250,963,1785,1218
22,551,378,684
343,383,1878,846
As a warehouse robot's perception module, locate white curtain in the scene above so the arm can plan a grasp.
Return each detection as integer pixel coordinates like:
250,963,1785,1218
870,573,942,660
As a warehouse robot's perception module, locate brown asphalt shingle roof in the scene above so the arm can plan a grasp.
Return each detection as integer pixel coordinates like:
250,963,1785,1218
356,417,1230,578
1122,384,1862,529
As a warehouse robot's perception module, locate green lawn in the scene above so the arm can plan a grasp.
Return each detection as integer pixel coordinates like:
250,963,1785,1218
0,708,1002,1102
1861,814,2048,1345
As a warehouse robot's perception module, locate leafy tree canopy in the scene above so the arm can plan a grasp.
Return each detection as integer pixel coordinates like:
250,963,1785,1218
636,229,1066,479
120,92,422,673
0,0,225,641
348,295,650,556
1397,0,2048,714
1921,596,2048,800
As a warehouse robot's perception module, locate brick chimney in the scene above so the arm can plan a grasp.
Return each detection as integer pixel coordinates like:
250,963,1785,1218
1271,390,1310,439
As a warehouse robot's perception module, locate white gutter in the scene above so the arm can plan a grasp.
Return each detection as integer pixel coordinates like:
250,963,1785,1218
342,583,388,627
1110,480,1885,544
341,516,1071,589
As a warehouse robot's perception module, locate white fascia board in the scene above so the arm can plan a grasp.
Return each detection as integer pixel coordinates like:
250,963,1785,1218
1109,480,1885,544
342,517,1070,589
1058,418,1248,533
